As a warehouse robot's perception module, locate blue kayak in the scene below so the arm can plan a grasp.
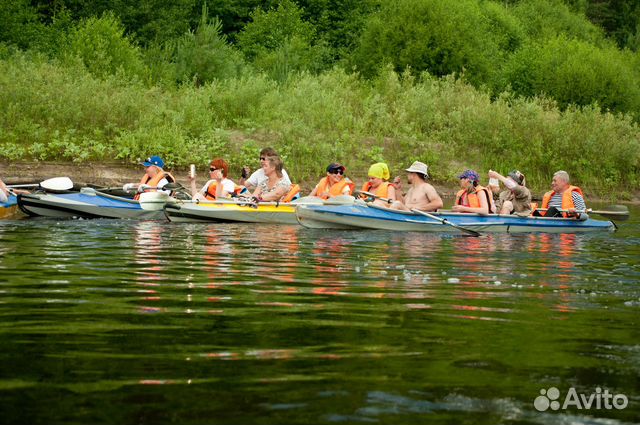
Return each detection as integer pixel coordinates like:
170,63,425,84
295,203,616,233
17,189,165,219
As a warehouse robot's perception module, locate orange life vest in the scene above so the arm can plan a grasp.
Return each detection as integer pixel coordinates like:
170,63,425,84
134,171,175,200
541,185,583,217
360,181,390,199
315,177,355,199
204,181,245,200
282,184,300,203
455,185,495,213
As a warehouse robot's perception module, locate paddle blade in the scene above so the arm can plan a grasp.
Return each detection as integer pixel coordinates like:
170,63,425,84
592,205,630,221
138,191,169,211
40,177,74,191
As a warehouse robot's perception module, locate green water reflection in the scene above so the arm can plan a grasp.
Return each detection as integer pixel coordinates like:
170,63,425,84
0,206,638,424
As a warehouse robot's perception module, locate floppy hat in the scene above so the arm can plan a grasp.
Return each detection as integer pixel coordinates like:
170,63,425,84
405,161,429,177
458,169,479,183
140,156,165,168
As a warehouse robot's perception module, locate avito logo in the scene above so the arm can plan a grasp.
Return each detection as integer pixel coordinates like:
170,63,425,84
535,387,628,412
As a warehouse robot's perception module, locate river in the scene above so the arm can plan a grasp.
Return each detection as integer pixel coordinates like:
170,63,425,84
0,205,638,425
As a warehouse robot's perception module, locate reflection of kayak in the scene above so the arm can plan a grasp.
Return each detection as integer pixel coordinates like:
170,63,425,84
296,203,616,233
165,200,299,224
17,188,166,219
0,195,20,219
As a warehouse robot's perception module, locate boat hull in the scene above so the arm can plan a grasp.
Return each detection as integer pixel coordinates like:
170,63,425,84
296,204,616,233
165,201,298,224
17,192,165,220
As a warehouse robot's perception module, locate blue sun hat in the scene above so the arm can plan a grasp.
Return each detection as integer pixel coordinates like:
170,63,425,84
140,156,165,168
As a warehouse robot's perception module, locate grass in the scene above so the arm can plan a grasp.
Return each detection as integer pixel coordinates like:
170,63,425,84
1,52,639,196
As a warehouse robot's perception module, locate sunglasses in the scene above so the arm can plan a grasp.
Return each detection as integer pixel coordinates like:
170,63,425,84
329,169,344,175
209,167,218,172
259,157,267,161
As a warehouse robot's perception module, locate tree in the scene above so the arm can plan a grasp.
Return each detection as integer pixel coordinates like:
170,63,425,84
237,0,330,80
350,0,504,85
66,12,145,78
174,5,245,85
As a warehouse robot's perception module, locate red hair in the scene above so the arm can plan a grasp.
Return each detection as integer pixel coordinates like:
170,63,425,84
210,158,229,177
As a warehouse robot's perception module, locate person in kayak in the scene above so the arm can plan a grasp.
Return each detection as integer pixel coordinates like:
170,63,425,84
537,170,586,217
390,161,443,212
488,169,532,216
240,147,292,191
252,156,292,202
125,156,175,199
309,162,355,199
453,169,495,214
361,163,397,207
189,158,238,201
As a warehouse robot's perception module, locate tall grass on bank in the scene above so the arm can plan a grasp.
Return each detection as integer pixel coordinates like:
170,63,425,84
1,52,639,195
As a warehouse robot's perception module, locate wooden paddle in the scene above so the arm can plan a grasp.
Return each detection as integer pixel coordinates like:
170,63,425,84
355,190,481,237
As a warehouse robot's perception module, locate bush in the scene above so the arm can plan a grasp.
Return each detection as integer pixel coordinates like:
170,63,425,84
65,12,145,79
174,5,245,85
501,35,640,117
1,52,639,194
512,0,608,47
237,0,330,81
350,0,504,86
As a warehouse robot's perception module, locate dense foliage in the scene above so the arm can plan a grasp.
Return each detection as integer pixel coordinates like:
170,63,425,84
1,0,639,193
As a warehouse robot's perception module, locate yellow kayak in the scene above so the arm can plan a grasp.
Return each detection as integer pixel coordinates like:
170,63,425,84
164,200,298,224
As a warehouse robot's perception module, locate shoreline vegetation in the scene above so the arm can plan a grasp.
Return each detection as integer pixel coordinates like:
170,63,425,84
1,0,639,199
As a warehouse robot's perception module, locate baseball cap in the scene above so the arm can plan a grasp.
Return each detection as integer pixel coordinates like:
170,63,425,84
326,162,346,173
140,156,165,168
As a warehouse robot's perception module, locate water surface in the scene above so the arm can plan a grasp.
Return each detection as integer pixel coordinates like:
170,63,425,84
0,206,638,424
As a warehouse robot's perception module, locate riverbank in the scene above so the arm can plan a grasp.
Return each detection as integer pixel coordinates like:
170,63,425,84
2,55,640,201
3,160,639,204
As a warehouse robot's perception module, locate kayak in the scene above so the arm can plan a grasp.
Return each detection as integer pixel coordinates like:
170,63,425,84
164,200,299,224
0,194,20,219
295,203,616,233
162,196,355,224
17,188,167,220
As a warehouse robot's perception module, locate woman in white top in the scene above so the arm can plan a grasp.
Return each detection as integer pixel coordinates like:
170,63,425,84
189,158,236,201
252,156,291,202
240,147,291,190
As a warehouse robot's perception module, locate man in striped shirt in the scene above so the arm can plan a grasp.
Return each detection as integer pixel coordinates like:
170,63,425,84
540,170,586,217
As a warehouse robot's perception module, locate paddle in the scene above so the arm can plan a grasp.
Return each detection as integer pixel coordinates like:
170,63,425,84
142,194,355,211
355,190,481,237
410,208,481,237
535,205,630,221
7,176,74,191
